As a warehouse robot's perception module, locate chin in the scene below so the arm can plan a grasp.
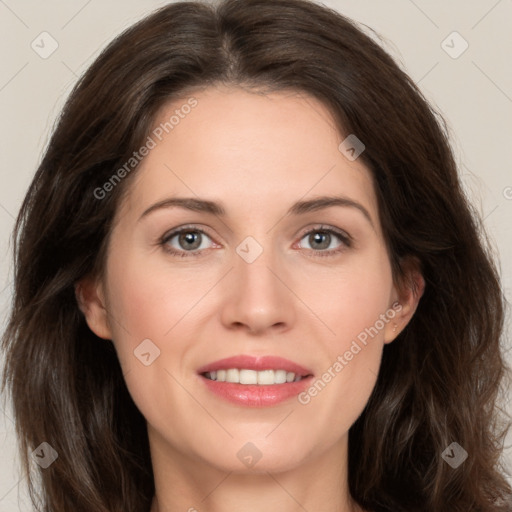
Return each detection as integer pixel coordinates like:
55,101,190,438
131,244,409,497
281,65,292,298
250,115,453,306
198,437,311,474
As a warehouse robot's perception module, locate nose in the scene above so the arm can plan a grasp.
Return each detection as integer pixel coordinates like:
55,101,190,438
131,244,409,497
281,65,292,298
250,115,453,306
219,242,296,336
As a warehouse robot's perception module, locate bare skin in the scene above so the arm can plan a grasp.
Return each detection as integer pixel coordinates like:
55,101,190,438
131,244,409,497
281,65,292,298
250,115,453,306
77,85,424,512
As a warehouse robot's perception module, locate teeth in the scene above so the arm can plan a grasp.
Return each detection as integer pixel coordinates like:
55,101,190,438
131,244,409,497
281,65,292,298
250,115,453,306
205,369,303,385
274,370,287,384
226,368,239,382
240,369,258,384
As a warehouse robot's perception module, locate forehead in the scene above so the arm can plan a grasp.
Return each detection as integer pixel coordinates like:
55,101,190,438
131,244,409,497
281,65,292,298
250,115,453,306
118,86,378,227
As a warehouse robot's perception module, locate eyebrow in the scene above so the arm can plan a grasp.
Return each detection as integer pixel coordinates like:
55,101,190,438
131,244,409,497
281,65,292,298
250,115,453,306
138,195,374,228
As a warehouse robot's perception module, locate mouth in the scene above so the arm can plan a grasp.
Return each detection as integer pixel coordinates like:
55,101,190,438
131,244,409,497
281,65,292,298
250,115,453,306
197,355,314,407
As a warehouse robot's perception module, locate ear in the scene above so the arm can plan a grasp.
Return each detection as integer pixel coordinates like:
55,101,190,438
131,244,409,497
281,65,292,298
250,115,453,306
75,275,112,340
384,256,425,344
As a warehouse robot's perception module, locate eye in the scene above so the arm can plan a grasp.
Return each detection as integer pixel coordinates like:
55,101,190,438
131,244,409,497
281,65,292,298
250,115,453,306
160,226,216,257
297,226,352,257
159,224,352,258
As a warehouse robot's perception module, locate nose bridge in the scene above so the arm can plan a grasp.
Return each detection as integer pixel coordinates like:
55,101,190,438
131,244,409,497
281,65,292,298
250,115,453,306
220,233,294,333
234,233,282,294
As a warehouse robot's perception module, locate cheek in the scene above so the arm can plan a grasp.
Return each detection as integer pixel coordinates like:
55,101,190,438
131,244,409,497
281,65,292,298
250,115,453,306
103,258,191,428
106,249,210,343
101,249,173,382
103,249,216,405
297,251,393,423
303,248,394,343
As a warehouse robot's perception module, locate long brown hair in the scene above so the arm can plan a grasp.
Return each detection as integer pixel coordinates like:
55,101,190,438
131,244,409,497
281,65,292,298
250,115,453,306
2,0,511,510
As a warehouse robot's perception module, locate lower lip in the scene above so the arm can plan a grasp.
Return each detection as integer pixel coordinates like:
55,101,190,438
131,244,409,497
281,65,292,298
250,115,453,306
199,374,314,407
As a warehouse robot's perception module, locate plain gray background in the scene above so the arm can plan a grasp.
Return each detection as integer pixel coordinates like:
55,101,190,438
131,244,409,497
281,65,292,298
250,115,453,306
1,0,511,509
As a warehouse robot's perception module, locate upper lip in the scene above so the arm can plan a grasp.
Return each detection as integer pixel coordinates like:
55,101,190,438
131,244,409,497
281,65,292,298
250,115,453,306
197,355,313,377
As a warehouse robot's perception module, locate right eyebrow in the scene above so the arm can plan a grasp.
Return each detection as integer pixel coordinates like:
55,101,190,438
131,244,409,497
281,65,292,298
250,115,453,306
139,197,225,221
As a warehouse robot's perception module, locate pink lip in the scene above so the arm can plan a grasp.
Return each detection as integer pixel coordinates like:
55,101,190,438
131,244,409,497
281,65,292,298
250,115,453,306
197,355,313,376
197,355,314,408
199,377,314,407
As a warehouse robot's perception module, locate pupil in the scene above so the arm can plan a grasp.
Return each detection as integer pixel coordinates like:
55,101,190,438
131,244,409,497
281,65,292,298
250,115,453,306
180,232,201,250
311,232,329,250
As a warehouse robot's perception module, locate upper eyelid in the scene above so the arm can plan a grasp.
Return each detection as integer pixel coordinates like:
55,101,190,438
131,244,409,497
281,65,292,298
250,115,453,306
162,224,216,241
297,224,350,240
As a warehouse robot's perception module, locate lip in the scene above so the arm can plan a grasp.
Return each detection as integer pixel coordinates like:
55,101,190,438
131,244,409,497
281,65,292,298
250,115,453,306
196,355,313,376
199,376,314,407
197,355,314,408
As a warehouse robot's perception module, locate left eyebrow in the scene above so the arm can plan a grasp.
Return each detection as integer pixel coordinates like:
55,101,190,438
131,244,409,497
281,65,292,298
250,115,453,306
138,194,374,229
287,195,374,229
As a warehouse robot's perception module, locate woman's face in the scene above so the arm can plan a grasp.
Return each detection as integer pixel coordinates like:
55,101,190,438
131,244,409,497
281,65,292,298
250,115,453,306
81,85,421,474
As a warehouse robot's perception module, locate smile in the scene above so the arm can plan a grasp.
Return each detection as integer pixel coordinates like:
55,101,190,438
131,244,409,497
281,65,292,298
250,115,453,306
197,354,314,407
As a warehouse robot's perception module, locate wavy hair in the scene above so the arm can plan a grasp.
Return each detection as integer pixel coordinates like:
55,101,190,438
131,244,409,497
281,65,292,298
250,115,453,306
2,0,512,510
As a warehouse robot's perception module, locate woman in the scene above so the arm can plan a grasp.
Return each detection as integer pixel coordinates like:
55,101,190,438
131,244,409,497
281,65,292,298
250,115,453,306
2,0,511,510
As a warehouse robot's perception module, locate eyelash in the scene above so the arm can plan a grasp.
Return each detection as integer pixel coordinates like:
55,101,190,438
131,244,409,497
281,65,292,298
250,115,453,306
159,224,352,259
